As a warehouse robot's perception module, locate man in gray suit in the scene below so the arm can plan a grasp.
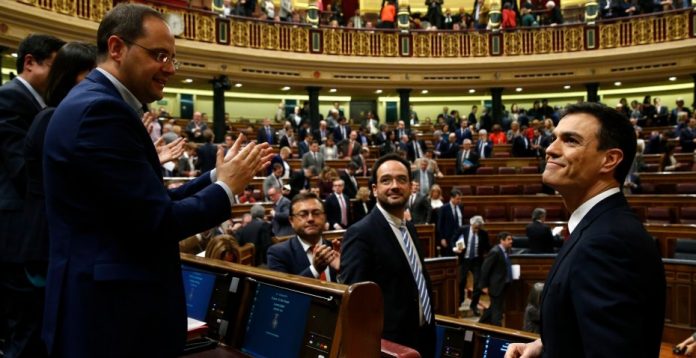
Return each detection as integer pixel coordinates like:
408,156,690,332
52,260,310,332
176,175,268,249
268,187,294,236
263,163,284,199
301,140,324,175
407,182,431,224
411,159,435,196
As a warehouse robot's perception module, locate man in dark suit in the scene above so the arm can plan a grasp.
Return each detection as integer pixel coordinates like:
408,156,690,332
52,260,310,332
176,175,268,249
476,129,493,158
333,117,351,142
256,117,276,144
313,120,330,144
395,120,411,139
479,232,513,326
406,182,431,224
455,120,473,144
267,193,339,281
339,163,359,199
438,133,459,158
437,189,463,257
455,139,479,174
679,118,696,153
269,187,294,236
338,130,362,160
374,124,389,146
506,103,665,358
41,6,273,356
298,133,313,157
289,166,314,199
340,154,435,357
196,129,217,173
511,132,534,157
0,33,64,358
406,133,427,163
236,204,273,265
526,207,555,253
450,215,490,316
324,179,351,230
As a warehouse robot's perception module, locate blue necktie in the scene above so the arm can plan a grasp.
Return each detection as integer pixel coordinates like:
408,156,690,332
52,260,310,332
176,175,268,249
504,250,512,282
399,225,432,324
468,233,476,259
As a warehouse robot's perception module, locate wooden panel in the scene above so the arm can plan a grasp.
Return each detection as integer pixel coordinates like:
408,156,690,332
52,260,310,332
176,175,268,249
425,257,459,317
415,224,436,258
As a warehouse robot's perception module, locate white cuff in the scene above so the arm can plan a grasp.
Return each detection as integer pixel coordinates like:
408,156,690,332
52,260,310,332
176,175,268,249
309,265,320,278
214,180,236,206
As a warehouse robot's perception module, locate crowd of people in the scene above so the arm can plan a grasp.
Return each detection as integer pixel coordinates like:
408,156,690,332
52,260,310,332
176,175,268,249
0,2,692,356
208,0,690,30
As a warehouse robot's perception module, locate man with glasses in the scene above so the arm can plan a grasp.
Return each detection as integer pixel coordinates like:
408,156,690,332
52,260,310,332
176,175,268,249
340,153,436,357
267,192,340,282
41,4,272,357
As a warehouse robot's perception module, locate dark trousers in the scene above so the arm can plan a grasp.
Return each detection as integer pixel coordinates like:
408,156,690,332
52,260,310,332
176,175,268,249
459,257,483,307
0,264,47,358
479,285,508,326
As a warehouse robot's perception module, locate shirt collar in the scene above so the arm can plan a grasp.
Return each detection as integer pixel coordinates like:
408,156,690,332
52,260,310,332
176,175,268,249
568,187,620,233
376,202,404,228
297,236,322,252
96,67,143,115
15,76,46,109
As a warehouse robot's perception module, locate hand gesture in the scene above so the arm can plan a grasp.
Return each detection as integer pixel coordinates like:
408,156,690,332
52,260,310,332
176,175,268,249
142,111,155,134
155,137,186,164
216,134,274,194
505,339,543,358
312,244,335,273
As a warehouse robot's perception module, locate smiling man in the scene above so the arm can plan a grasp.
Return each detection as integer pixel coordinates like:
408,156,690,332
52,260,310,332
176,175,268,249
506,103,665,358
340,153,435,357
41,4,272,357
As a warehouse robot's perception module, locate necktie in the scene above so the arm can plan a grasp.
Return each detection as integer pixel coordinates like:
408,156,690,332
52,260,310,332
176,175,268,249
399,225,432,324
362,156,368,176
266,127,272,142
410,194,416,208
338,195,347,226
277,176,282,188
504,250,512,282
468,233,477,259
348,142,353,157
479,142,485,158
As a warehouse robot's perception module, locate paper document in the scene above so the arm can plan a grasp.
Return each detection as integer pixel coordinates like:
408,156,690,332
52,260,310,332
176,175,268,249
511,264,521,280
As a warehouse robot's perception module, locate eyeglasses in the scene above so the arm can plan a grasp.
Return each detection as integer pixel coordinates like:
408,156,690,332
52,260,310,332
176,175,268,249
378,175,409,186
121,38,180,70
292,210,325,219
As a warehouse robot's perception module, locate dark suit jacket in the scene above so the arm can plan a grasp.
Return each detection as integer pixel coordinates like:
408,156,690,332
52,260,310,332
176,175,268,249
539,192,665,358
406,140,427,162
437,140,458,158
340,208,436,356
196,142,217,173
339,172,358,199
298,140,311,157
337,140,362,159
479,244,509,296
267,236,338,281
412,169,435,190
437,202,461,255
449,226,490,260
350,199,374,225
236,218,273,265
256,126,276,144
333,125,351,142
526,220,554,253
455,149,479,175
289,170,311,198
0,77,42,262
325,192,350,229
42,70,233,357
679,127,695,153
271,196,293,236
511,135,533,157
476,139,493,158
408,192,431,224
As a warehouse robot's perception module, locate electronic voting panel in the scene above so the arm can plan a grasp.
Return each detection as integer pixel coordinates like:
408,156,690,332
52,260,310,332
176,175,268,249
239,278,340,358
181,265,242,341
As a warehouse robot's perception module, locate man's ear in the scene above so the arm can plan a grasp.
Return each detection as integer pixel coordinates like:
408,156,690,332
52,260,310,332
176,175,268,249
22,54,36,74
107,35,127,64
599,148,623,175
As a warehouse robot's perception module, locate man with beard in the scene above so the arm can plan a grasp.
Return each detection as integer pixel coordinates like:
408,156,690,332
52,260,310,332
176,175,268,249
267,192,339,281
340,153,435,357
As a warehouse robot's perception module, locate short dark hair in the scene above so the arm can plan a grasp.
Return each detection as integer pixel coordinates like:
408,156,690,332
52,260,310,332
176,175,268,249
561,102,636,184
272,163,283,171
97,3,164,60
498,231,512,241
289,192,324,217
370,153,412,189
16,34,65,74
44,42,97,107
450,188,462,198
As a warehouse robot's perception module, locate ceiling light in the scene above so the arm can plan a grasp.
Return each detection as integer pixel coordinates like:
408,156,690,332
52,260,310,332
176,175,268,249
468,89,476,94
614,81,621,86
421,90,428,94
375,89,383,94
515,87,523,92
563,85,571,90
182,78,193,83
234,83,243,88
281,86,291,91
668,76,677,81
11,53,17,58
329,88,337,93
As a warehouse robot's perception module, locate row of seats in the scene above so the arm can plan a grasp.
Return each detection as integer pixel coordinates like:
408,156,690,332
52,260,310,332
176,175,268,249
476,166,540,175
639,206,696,224
453,184,548,196
640,182,696,194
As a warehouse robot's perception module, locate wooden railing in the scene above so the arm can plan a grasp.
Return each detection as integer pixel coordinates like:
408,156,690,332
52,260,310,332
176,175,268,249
14,0,695,58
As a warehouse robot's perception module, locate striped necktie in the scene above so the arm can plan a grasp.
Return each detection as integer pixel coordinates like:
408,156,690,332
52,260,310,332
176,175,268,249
399,225,432,324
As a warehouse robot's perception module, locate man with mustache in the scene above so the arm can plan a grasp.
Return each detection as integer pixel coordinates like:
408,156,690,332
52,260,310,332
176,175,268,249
506,103,665,358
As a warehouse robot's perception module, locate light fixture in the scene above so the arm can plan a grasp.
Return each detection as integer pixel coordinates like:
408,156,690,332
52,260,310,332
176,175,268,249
375,89,383,94
563,85,571,90
468,89,476,94
281,86,291,91
11,53,17,58
614,81,621,86
234,83,243,88
329,88,337,93
182,78,193,83
669,76,677,81
421,90,428,94
515,87,523,92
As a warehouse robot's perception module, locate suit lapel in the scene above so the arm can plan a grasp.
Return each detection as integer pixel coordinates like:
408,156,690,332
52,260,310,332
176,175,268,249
11,77,42,112
370,209,413,271
291,236,311,268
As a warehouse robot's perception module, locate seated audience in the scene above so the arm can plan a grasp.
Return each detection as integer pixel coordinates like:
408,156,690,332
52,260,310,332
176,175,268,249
236,204,273,265
238,185,257,203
